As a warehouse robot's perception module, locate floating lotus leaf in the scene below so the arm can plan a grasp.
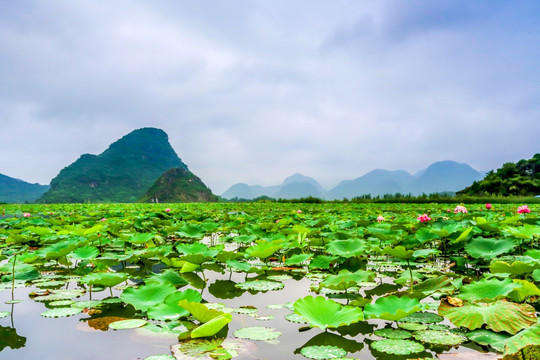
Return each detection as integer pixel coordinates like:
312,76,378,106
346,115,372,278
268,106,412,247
427,324,450,331
398,323,428,331
41,307,81,318
80,272,128,288
285,313,308,324
300,345,347,360
364,296,422,321
399,312,443,324
109,319,148,330
374,328,412,339
34,289,86,302
490,260,538,276
284,254,313,266
320,270,376,291
36,280,65,288
236,280,284,292
503,324,540,356
410,276,456,297
0,311,10,318
458,278,520,302
309,255,339,270
234,326,281,341
266,274,292,281
144,355,175,360
370,339,424,355
245,240,283,261
438,299,536,334
382,246,414,260
294,296,364,330
120,282,176,311
71,246,100,260
413,330,465,346
171,338,256,360
147,289,202,321
0,263,39,280
146,269,189,287
71,300,102,309
466,329,511,352
464,237,516,260
325,239,366,258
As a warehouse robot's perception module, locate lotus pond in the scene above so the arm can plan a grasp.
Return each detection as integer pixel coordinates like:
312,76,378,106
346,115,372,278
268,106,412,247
0,202,538,360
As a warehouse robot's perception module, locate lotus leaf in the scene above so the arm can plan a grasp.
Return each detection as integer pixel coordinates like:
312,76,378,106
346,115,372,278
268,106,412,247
34,289,85,302
398,323,428,331
438,299,536,334
284,254,313,265
41,307,81,318
374,328,412,339
0,311,10,319
464,237,516,260
294,295,364,330
466,329,511,352
147,289,202,321
320,270,376,291
233,326,281,341
399,312,443,324
285,313,308,324
144,355,175,360
413,330,465,346
175,224,207,239
245,240,282,260
0,263,39,280
146,269,189,287
533,269,540,282
412,248,440,258
190,313,232,338
171,338,255,360
507,280,540,302
364,296,422,321
80,272,128,288
71,246,100,260
382,246,414,260
300,345,347,360
458,278,520,302
490,260,539,276
120,282,176,311
71,300,103,308
503,324,540,356
325,239,366,258
109,319,148,330
309,255,339,269
370,339,424,355
236,280,284,292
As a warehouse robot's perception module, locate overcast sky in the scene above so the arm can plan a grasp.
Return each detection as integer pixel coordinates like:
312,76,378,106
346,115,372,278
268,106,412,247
1,1,539,194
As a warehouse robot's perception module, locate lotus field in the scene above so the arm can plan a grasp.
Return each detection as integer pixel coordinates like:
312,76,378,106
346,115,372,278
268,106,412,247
0,202,539,359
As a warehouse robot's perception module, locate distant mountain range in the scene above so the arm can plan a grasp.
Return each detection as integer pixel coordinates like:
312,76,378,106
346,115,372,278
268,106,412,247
221,161,484,200
0,174,49,203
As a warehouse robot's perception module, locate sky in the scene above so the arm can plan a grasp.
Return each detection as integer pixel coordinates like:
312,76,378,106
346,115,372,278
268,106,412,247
1,1,539,194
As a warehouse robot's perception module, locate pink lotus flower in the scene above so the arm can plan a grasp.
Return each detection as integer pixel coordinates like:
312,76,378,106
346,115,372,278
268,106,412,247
417,214,431,222
454,205,468,214
377,215,385,223
485,203,492,210
447,209,451,212
297,210,302,214
23,213,31,218
165,208,171,213
100,218,107,222
517,205,531,214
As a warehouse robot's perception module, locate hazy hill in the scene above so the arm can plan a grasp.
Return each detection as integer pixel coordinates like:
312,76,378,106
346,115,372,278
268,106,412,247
139,167,218,203
38,128,186,203
408,161,483,195
326,170,413,199
221,173,324,200
0,173,50,203
458,154,540,196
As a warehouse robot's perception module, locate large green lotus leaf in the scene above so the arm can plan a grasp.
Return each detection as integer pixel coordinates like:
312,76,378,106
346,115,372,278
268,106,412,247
370,339,424,355
507,280,540,303
146,269,189,287
364,296,422,321
177,300,226,324
438,299,536,334
300,345,347,360
284,254,313,266
415,227,440,243
503,324,540,356
490,260,539,276
109,319,148,329
128,233,155,244
176,224,207,239
382,246,414,260
320,270,376,291
71,246,100,260
466,329,511,352
465,237,516,260
504,225,539,240
0,263,39,280
309,255,339,269
245,240,282,260
233,326,282,341
412,248,440,258
294,296,364,330
147,289,202,321
80,272,128,288
176,242,221,258
412,330,465,346
533,269,540,282
325,239,366,258
452,226,474,244
236,280,284,292
190,313,232,338
179,255,210,267
410,276,456,298
120,282,176,312
458,278,520,302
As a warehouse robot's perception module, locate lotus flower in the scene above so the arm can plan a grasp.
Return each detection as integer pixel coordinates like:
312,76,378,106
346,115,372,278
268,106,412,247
23,213,31,218
417,214,431,222
165,208,171,213
297,210,302,214
377,215,384,223
517,205,531,214
100,218,107,222
485,203,492,210
454,205,468,214
447,209,451,212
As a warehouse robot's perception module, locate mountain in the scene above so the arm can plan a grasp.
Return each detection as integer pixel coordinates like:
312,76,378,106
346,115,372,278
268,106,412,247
326,170,413,199
457,154,540,196
221,173,324,200
38,128,186,203
408,161,483,195
0,173,50,203
139,167,218,203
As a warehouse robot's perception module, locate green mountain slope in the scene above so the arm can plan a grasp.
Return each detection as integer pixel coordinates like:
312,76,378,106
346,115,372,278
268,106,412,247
0,173,50,203
457,154,540,196
38,128,185,203
139,167,218,203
